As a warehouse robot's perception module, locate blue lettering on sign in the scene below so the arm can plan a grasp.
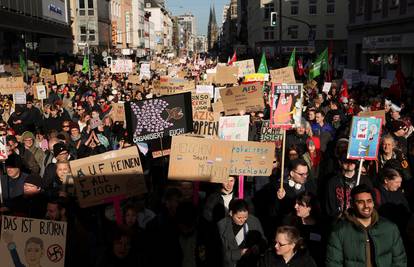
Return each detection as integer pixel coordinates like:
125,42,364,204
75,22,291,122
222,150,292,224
49,4,63,15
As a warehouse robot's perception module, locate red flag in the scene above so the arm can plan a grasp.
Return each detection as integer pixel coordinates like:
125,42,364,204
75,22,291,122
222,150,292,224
387,63,405,100
297,58,304,76
340,79,349,103
228,51,237,66
326,40,334,82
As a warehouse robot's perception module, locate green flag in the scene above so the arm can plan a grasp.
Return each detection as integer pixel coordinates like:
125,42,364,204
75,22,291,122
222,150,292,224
257,53,268,74
82,54,89,74
288,48,296,68
309,48,328,80
19,52,26,74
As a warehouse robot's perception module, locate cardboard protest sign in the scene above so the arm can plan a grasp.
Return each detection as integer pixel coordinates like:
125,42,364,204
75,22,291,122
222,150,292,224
13,92,26,104
270,83,304,129
218,115,250,141
215,65,238,85
70,146,146,208
140,63,151,79
168,136,275,182
192,93,210,112
260,120,283,143
168,136,233,183
219,83,265,115
75,64,83,72
0,136,7,160
270,66,296,84
125,92,193,143
39,68,52,78
157,77,196,95
196,85,214,98
193,111,220,137
128,74,141,84
358,110,386,125
55,72,68,85
233,59,255,78
0,77,24,94
110,103,126,122
347,116,382,160
212,99,224,113
111,59,133,73
36,85,47,100
244,73,269,82
1,216,67,267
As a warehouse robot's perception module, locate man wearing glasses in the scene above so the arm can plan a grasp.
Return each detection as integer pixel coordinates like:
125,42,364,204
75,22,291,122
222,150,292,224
72,105,85,123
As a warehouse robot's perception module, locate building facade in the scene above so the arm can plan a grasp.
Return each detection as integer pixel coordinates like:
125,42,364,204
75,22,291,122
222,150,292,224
177,13,197,56
144,0,173,54
221,0,239,56
348,0,414,77
247,0,348,65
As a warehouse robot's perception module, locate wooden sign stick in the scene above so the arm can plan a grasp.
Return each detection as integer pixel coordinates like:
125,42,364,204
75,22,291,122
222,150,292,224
280,129,287,190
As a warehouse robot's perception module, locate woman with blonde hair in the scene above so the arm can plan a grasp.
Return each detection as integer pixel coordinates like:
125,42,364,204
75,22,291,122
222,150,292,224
2,100,14,122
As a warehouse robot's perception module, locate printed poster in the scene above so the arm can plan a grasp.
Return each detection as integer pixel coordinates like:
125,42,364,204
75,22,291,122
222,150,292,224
347,116,382,160
270,83,304,129
0,216,67,267
125,92,193,143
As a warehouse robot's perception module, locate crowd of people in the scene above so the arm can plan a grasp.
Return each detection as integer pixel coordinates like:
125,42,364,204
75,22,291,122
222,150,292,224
0,56,413,267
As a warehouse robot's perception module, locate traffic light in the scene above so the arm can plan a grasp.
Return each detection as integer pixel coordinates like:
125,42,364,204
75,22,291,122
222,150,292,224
270,12,277,27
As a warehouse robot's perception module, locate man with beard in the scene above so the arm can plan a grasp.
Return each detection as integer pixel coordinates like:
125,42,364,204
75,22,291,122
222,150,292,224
326,184,406,267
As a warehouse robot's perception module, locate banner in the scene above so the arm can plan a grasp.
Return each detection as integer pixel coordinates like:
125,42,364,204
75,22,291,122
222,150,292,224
111,59,133,73
219,83,265,115
168,136,275,182
270,83,304,129
260,120,283,144
193,111,220,137
39,68,52,78
192,93,210,111
270,66,296,84
69,146,146,208
218,115,250,141
196,85,214,98
347,116,382,160
233,59,255,78
125,92,193,143
55,72,68,85
215,65,238,85
0,77,25,94
1,216,67,267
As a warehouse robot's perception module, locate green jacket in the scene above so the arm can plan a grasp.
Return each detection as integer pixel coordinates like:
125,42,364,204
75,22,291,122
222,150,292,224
326,209,406,267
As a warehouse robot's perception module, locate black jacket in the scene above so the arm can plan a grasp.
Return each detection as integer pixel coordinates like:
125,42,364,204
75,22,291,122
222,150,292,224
259,249,317,267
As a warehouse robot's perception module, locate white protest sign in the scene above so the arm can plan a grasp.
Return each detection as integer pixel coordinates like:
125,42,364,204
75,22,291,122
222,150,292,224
196,85,214,98
36,85,47,100
13,92,26,104
1,216,67,267
0,136,7,160
111,59,133,73
140,63,151,79
322,82,332,94
0,65,4,73
218,115,250,141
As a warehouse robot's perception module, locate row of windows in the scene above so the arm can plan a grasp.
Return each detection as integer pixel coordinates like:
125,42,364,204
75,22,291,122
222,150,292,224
359,0,414,13
263,24,335,40
264,0,336,18
78,0,94,16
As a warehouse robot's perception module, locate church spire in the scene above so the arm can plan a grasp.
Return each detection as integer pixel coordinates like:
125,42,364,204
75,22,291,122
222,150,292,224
211,4,217,26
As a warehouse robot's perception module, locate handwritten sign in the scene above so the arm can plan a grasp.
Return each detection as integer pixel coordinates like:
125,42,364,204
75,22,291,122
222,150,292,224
55,72,68,85
110,103,126,122
193,111,220,137
36,85,47,100
128,74,141,84
157,77,196,95
0,136,7,160
322,82,332,94
13,92,26,104
1,216,67,267
0,77,24,94
219,82,265,115
192,93,210,111
215,65,238,85
39,68,52,78
218,115,250,141
69,146,146,208
140,63,151,79
244,73,269,82
111,59,133,73
233,59,255,78
270,66,296,84
270,83,304,129
260,120,283,143
196,85,214,98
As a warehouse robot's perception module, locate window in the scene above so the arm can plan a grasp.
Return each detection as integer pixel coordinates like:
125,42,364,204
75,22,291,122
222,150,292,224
327,0,335,14
88,0,93,8
288,25,298,39
79,0,85,8
375,0,382,10
291,1,299,15
263,27,275,40
88,29,95,41
357,0,365,14
309,0,317,15
80,26,87,41
326,24,334,38
264,3,274,19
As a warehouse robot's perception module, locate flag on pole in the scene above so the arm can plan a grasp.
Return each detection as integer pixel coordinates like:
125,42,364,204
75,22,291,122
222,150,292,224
340,79,349,103
309,48,328,80
296,58,304,77
288,48,296,68
257,52,268,74
228,51,237,65
82,54,89,74
19,52,26,74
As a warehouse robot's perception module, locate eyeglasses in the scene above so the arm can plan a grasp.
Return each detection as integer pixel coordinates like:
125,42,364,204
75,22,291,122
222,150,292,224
76,108,83,111
275,241,292,247
293,170,308,177
62,125,70,128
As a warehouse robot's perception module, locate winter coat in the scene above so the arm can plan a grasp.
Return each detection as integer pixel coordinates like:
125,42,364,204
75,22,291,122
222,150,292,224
259,249,317,267
326,209,407,267
217,215,265,267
